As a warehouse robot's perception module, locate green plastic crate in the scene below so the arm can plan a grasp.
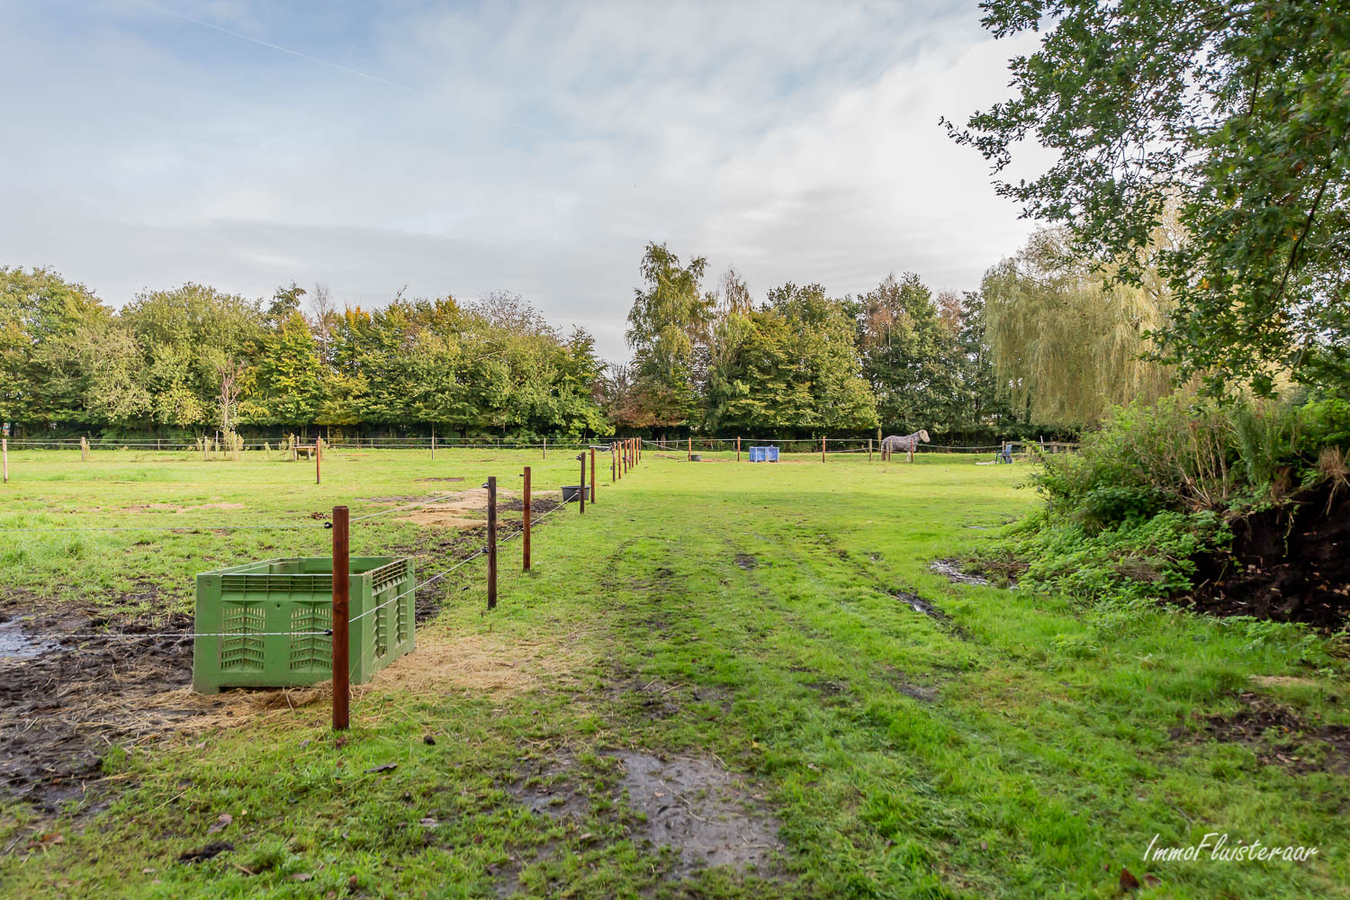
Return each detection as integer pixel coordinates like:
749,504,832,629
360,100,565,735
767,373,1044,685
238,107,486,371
193,556,415,694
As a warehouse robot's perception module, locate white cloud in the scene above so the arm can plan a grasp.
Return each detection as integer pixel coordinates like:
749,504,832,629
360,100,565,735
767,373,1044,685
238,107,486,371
0,1,1049,360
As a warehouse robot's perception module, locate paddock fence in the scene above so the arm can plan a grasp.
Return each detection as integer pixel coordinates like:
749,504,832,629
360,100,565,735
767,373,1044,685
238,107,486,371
0,438,648,730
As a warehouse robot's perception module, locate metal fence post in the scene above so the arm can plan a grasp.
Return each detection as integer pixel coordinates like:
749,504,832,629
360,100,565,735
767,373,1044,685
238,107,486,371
487,476,498,608
577,453,586,514
331,505,350,731
522,467,531,572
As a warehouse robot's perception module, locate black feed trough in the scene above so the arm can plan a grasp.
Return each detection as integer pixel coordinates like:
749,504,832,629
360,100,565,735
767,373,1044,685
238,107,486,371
561,485,583,502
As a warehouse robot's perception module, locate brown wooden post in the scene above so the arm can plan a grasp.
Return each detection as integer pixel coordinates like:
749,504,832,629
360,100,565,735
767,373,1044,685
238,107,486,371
2,438,7,483
542,435,547,460
521,467,531,572
487,476,498,608
431,428,435,461
331,505,350,731
868,438,873,462
687,436,692,461
578,453,586,514
590,448,596,503
737,436,741,462
316,437,323,484
611,445,616,483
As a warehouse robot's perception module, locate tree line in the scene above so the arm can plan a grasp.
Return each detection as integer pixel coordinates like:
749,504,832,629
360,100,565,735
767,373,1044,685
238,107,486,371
0,271,606,440
1,249,1063,443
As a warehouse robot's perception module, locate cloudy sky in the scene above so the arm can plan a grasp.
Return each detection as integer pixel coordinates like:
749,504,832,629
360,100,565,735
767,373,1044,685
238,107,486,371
1,0,1047,359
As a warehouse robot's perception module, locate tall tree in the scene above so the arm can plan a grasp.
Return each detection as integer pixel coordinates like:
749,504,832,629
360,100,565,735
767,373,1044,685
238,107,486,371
853,273,961,435
243,312,325,426
949,0,1350,394
0,267,108,426
625,243,715,430
981,228,1173,426
122,283,264,431
705,283,877,434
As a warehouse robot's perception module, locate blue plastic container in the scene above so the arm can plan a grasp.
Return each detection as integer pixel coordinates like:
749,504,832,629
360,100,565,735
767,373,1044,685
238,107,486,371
749,446,779,463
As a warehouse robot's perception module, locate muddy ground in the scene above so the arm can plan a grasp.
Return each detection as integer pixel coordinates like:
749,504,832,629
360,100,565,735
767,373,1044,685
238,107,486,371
1171,690,1350,776
1188,482,1350,628
0,601,197,813
0,514,546,816
503,745,781,887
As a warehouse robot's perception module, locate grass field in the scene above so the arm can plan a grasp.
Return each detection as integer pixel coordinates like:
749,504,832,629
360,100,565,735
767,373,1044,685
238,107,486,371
1,447,1346,899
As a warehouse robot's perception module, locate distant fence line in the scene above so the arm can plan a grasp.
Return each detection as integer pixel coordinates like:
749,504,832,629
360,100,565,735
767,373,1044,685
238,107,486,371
641,437,1080,454
2,437,601,452
3,435,1080,454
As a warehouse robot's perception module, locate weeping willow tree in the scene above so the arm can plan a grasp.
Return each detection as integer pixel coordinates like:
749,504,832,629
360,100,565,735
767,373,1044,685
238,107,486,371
982,227,1173,427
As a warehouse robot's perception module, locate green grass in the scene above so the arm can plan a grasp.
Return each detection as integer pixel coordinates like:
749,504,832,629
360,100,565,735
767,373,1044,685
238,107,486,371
1,448,1345,898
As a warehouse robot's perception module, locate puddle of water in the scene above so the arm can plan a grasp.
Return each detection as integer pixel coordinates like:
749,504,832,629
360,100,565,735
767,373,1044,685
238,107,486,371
0,620,57,660
929,559,991,586
605,750,780,877
896,592,948,621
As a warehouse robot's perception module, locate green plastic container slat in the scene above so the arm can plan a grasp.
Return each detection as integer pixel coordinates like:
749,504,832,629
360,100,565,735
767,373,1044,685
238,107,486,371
193,556,415,694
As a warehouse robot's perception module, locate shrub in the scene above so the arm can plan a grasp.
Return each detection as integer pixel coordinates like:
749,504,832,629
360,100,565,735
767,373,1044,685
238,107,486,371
980,390,1349,611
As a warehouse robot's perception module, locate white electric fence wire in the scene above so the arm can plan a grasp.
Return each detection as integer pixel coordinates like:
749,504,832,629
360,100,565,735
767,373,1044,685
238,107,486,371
0,522,330,533
17,474,573,645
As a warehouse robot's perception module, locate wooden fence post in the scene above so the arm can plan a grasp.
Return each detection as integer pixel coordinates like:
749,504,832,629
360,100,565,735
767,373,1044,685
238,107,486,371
687,436,692,461
542,436,547,461
2,438,7,483
431,428,435,461
590,448,596,503
522,467,531,572
487,476,498,608
331,505,350,731
316,437,323,484
822,436,826,463
737,436,741,462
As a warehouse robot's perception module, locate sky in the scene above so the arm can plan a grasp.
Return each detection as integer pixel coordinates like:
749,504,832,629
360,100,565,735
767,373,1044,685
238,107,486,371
0,0,1049,360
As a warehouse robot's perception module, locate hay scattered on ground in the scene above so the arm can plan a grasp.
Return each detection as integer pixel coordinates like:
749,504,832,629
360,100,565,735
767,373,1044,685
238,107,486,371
74,502,246,514
401,511,483,529
1250,675,1320,689
364,627,588,697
